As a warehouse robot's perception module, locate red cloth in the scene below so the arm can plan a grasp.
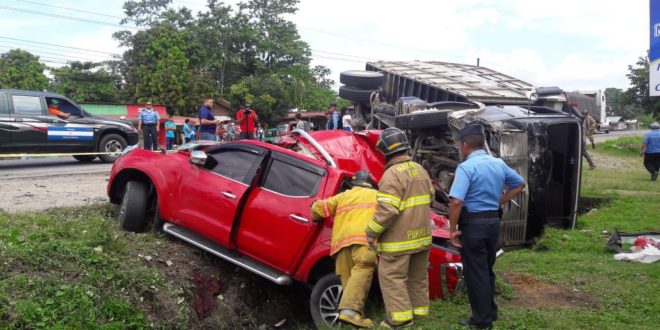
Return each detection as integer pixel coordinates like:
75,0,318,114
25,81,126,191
236,108,258,134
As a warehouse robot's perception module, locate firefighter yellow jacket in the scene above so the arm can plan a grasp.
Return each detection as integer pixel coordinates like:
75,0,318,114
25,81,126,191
311,186,378,256
366,155,434,255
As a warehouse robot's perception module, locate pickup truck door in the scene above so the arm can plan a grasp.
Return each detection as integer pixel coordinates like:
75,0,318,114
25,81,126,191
8,93,48,151
236,152,327,272
44,96,95,150
175,144,266,247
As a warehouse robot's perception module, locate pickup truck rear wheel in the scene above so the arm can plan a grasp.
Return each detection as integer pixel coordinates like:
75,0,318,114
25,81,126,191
310,273,342,328
118,181,148,232
98,134,127,163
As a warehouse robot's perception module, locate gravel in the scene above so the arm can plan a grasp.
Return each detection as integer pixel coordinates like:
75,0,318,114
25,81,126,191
0,172,109,213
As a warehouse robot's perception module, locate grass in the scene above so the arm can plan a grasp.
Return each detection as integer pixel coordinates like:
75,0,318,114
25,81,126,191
411,137,660,330
0,205,190,329
1,136,659,329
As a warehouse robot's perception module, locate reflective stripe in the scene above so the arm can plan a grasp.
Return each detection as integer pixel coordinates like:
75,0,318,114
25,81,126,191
331,235,368,254
322,200,331,217
391,310,413,322
336,203,377,215
398,195,431,211
378,236,432,253
413,306,429,316
377,192,402,208
368,219,385,234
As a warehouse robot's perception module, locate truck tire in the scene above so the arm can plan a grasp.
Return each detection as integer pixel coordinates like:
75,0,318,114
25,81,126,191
339,86,382,103
118,181,148,232
98,134,127,163
395,109,452,130
310,273,342,328
340,70,384,89
73,155,97,162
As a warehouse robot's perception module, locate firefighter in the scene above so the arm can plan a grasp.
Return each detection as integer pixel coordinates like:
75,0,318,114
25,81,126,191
365,127,434,328
311,170,378,328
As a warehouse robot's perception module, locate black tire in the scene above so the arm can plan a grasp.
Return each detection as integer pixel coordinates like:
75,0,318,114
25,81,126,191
117,181,149,232
153,201,165,234
395,109,452,130
340,70,384,89
339,86,382,103
98,134,127,163
310,273,342,329
73,155,97,162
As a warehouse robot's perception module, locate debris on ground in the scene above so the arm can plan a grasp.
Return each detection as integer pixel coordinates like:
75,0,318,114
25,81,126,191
614,245,660,264
606,230,660,263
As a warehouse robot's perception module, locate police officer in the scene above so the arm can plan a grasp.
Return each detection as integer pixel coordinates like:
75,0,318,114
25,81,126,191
366,127,434,328
311,170,378,328
137,101,160,151
448,124,526,329
641,122,660,181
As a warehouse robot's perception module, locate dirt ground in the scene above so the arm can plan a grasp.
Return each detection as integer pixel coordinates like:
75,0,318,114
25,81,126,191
133,234,311,329
501,272,599,309
0,172,109,213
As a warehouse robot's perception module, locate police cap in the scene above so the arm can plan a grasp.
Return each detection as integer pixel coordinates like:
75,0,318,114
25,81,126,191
458,124,484,140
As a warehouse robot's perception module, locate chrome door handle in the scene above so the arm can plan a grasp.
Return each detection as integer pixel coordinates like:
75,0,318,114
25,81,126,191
289,214,309,223
221,191,236,199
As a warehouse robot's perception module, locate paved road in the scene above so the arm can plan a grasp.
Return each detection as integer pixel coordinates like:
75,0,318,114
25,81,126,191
593,129,646,143
0,157,112,180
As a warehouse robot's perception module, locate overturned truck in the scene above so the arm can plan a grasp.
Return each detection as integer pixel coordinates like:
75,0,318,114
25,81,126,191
339,61,583,247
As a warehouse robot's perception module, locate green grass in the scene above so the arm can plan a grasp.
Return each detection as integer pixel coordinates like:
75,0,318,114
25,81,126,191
0,205,189,329
409,137,660,330
597,135,644,157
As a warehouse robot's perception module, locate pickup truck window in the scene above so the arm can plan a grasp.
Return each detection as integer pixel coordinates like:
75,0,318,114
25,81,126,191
204,149,259,185
262,159,322,197
12,95,42,115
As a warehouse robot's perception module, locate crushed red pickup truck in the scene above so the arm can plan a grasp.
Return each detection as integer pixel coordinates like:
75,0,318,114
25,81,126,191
107,129,462,327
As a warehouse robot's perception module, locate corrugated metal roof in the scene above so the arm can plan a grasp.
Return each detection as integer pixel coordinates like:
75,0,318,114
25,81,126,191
367,61,535,104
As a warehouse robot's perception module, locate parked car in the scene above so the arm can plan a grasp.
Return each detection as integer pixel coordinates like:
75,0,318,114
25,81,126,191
0,89,138,162
107,130,462,328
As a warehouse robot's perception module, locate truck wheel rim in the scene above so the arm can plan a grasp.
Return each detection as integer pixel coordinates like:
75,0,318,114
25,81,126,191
105,140,123,156
319,284,342,326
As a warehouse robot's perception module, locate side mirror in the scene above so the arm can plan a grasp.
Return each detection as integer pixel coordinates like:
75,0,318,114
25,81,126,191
190,150,207,166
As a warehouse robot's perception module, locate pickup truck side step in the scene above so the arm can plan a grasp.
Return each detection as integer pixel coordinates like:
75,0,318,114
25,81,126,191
162,223,293,286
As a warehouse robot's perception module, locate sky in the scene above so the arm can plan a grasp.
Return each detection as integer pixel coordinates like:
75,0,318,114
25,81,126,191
0,0,650,91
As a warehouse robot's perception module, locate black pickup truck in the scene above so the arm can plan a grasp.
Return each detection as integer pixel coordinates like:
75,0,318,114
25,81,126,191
0,89,138,162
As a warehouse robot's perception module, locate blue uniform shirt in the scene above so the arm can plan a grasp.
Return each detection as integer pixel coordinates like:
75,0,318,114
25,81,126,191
331,111,341,129
139,108,160,124
449,150,525,212
643,129,660,154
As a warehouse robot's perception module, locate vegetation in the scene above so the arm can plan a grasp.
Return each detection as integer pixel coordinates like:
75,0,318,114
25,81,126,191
0,49,48,91
606,55,660,120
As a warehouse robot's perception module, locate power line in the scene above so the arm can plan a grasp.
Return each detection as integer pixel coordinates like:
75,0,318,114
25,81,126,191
0,5,138,30
0,40,116,59
14,0,124,19
0,36,121,56
0,45,111,62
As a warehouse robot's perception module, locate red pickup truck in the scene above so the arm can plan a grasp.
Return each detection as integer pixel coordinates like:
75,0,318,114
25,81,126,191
107,129,462,327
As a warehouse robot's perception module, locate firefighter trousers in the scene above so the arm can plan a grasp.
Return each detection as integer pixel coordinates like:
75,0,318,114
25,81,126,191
378,249,430,323
335,244,377,313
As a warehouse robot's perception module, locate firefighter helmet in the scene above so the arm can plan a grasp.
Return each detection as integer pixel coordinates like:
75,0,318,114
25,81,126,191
350,170,373,188
376,127,410,156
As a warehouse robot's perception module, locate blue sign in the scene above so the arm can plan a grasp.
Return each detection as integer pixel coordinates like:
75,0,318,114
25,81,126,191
651,0,660,96
47,126,94,141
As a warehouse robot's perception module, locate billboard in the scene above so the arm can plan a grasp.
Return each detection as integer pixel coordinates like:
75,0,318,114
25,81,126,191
651,0,660,96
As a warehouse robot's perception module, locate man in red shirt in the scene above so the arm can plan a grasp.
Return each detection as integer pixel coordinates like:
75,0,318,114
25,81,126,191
236,102,258,139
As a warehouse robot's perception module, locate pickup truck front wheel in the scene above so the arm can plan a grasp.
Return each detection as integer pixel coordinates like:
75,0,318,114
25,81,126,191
310,273,342,328
99,134,127,163
118,181,148,232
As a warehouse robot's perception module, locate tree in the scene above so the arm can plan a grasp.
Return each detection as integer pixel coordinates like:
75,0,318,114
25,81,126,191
623,55,660,118
604,87,623,116
0,49,48,90
50,61,123,103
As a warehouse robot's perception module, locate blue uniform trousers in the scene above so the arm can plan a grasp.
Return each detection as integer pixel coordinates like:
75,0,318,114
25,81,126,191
143,124,158,151
460,217,500,327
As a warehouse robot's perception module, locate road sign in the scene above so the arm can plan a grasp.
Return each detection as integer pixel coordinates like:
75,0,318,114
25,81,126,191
650,0,660,96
